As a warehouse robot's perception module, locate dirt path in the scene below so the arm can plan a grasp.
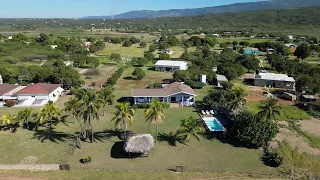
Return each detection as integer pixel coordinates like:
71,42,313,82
299,118,320,137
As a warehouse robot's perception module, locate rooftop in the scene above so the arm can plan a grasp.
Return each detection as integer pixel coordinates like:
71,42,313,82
15,83,62,95
132,82,196,97
155,60,187,67
216,74,228,81
254,73,295,82
0,84,20,95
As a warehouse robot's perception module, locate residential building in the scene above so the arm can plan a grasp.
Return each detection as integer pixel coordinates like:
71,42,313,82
49,45,58,49
63,61,74,66
285,43,297,53
216,74,228,87
132,82,196,107
0,83,64,107
155,60,188,72
254,73,295,89
243,48,259,55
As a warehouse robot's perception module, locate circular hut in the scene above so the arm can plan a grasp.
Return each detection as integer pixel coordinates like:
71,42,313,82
123,134,155,158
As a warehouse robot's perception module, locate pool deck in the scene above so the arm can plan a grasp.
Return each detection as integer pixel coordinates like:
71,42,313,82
199,109,233,132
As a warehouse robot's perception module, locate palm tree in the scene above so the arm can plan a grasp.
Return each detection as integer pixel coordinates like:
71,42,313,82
144,99,169,142
178,116,205,142
258,97,281,122
112,102,135,138
17,108,33,129
38,101,61,133
228,87,247,113
64,97,79,123
99,86,115,116
76,90,104,143
1,114,18,131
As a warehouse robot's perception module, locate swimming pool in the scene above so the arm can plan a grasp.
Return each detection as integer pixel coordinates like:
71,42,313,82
203,117,226,132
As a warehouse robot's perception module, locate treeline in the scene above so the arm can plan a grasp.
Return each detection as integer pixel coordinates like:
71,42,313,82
0,60,82,89
1,6,320,32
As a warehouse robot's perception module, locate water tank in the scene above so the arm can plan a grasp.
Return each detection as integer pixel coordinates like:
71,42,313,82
200,74,207,84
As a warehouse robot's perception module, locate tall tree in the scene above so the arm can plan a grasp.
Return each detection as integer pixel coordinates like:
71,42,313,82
228,87,247,113
64,97,79,123
76,90,104,143
144,99,169,142
258,98,281,122
99,86,115,116
178,116,205,142
294,43,311,60
38,102,61,134
112,102,135,138
17,108,33,129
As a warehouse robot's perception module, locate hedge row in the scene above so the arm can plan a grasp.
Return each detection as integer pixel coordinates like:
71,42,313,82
107,66,127,86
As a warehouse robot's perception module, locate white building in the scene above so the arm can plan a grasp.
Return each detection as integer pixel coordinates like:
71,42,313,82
287,35,293,40
63,61,74,66
216,74,228,87
155,60,188,72
254,73,295,89
49,45,58,49
0,83,64,107
163,49,173,55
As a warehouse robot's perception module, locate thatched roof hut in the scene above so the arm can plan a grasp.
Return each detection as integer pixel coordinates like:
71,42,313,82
124,134,154,157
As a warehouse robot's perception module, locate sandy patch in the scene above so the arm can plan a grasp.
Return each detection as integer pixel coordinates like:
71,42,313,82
274,127,320,156
20,156,38,164
299,118,320,137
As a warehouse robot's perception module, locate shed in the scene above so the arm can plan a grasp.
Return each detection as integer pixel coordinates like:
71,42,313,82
243,48,259,55
216,74,228,87
124,134,155,158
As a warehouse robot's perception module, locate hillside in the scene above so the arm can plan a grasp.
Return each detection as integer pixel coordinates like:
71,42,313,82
83,0,320,19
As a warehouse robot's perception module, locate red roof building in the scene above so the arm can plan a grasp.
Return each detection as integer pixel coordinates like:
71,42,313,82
15,83,62,95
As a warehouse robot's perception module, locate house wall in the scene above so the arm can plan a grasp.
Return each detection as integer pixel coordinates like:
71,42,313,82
155,66,182,72
254,79,295,89
134,93,195,106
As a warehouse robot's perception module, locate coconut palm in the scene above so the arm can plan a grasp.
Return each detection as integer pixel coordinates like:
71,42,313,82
1,114,18,131
258,97,281,122
112,102,135,138
99,86,115,116
178,116,205,142
64,97,79,123
144,99,169,142
38,101,61,133
76,90,104,143
228,86,247,113
17,108,33,129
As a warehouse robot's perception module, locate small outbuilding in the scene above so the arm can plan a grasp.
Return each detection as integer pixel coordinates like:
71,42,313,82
216,74,228,87
123,134,155,158
155,60,188,72
243,48,259,55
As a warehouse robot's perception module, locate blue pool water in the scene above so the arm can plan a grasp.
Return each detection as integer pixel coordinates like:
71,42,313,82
203,117,225,132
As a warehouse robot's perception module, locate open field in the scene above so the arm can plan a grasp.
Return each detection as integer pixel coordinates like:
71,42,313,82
81,65,118,88
0,170,286,180
98,43,148,58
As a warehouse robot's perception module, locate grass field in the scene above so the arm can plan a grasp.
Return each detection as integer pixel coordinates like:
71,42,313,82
246,101,310,121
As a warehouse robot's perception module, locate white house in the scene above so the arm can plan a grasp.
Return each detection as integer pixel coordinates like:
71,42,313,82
49,45,58,49
132,82,196,107
155,60,188,72
254,73,295,89
63,61,74,66
216,74,228,87
287,35,293,40
0,83,64,107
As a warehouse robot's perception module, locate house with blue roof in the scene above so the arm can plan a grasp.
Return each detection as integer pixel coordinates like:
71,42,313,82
243,48,259,55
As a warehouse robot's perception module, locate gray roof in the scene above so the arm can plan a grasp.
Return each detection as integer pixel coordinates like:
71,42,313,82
216,74,228,81
254,73,295,82
132,82,196,97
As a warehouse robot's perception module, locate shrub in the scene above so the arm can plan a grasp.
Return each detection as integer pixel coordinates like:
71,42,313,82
5,100,16,107
149,44,157,52
184,79,206,89
132,68,146,80
122,41,133,47
133,103,151,109
8,78,17,84
148,82,163,89
80,155,92,164
159,53,170,60
140,42,147,48
84,68,100,76
262,150,283,167
144,52,155,60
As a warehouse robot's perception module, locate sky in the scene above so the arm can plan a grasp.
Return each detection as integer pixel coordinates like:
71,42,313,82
0,0,264,18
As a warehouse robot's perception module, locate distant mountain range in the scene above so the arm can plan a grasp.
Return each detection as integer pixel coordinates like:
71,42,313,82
82,0,320,19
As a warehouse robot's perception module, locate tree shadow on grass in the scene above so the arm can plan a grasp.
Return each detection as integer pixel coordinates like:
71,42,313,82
93,129,131,142
204,132,246,148
123,76,136,80
158,132,188,147
32,128,72,143
110,141,129,159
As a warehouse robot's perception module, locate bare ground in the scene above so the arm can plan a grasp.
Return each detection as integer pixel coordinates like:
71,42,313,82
299,118,320,137
272,122,320,156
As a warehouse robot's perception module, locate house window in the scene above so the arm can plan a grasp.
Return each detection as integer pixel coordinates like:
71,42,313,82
138,97,144,100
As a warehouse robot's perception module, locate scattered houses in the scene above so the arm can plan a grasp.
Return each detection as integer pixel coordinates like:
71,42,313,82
0,83,64,107
132,82,196,107
243,48,259,55
254,73,295,89
216,74,228,87
155,60,188,72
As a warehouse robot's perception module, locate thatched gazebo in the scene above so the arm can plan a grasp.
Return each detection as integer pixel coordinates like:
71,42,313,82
123,134,154,158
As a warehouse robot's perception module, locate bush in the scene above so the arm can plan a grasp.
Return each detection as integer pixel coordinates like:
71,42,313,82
148,82,163,89
159,53,170,60
133,103,151,109
80,155,92,164
8,78,17,84
5,100,16,107
122,41,133,47
132,68,146,80
84,68,100,76
262,150,283,167
140,42,147,48
144,52,155,60
149,44,157,52
184,79,206,89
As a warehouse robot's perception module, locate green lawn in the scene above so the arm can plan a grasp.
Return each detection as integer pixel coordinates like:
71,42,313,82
246,101,310,121
98,43,148,57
